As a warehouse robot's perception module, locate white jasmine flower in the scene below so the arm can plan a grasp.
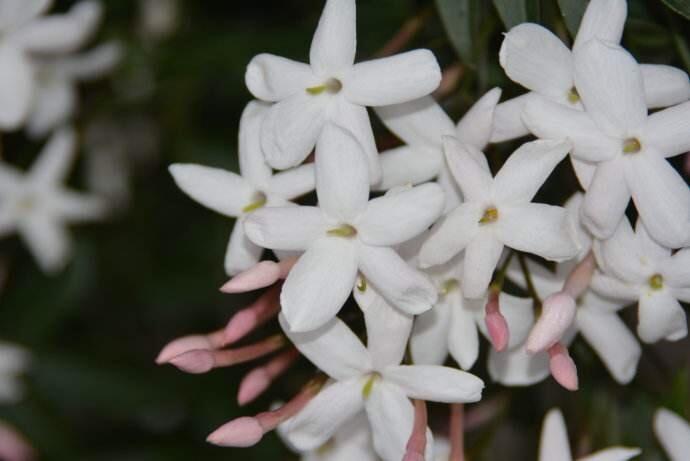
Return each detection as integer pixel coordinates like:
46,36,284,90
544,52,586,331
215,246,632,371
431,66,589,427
245,0,442,182
0,342,29,404
493,0,690,143
0,127,106,273
538,408,640,461
374,88,501,210
591,218,690,344
244,124,444,332
523,40,690,247
278,313,483,461
419,138,578,299
654,408,690,461
170,101,315,276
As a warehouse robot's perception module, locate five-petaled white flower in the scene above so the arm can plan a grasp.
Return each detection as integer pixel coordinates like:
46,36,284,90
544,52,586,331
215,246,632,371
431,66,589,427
523,40,690,248
419,137,578,299
278,312,483,461
170,101,315,276
654,408,690,461
538,408,640,461
591,218,690,344
0,127,106,273
245,0,442,183
244,124,444,332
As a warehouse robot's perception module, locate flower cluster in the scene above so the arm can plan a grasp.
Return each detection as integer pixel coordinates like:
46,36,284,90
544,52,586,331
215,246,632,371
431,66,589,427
162,0,690,459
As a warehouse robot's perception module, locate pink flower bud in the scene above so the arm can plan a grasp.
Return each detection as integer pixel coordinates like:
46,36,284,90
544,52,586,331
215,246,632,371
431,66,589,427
206,417,264,447
526,292,576,353
548,343,578,391
168,349,215,374
485,290,509,352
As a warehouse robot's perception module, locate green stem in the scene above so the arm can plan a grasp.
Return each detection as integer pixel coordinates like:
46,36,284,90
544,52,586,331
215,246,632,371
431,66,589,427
517,253,542,307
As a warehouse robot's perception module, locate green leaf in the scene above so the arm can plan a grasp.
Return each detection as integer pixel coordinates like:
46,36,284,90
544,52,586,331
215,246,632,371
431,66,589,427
557,0,588,36
435,0,474,63
662,0,690,20
493,0,539,30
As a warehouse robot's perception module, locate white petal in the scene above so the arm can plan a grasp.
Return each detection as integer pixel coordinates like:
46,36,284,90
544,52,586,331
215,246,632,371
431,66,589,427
0,43,33,130
625,149,690,248
497,203,578,262
538,409,573,461
383,365,483,403
261,92,326,170
224,221,263,276
462,232,504,299
345,50,442,107
418,203,483,268
410,301,451,366
634,219,671,262
594,218,647,284
448,298,480,370
283,378,364,451
26,78,76,139
664,248,690,288
576,307,641,384
375,145,442,191
0,0,51,31
578,448,641,461
244,206,327,251
581,159,630,241
571,158,597,190
245,54,315,102
572,0,626,50
281,237,358,332
638,290,687,343
365,380,414,461
493,139,571,204
14,1,102,54
18,214,71,274
522,96,619,163
654,408,690,461
573,40,647,137
54,41,122,81
490,93,535,143
358,244,436,315
640,64,690,109
456,87,502,149
640,100,690,158
499,24,573,101
169,164,253,217
279,314,371,380
329,100,381,183
238,100,272,187
374,95,455,147
357,183,444,246
495,293,535,349
309,0,356,75
488,347,550,386
443,137,493,203
354,283,412,370
30,127,77,184
267,164,315,200
48,190,105,222
590,273,639,302
506,257,563,298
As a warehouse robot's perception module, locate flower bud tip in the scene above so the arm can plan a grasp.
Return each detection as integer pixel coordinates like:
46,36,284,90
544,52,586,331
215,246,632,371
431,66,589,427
168,349,215,374
238,368,271,406
206,417,264,447
549,344,578,391
526,292,576,353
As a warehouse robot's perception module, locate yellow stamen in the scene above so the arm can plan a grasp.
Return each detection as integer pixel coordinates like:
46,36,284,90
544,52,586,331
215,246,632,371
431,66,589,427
623,137,641,154
649,274,664,290
441,279,459,296
327,224,357,238
357,275,367,292
306,78,343,95
362,373,380,398
241,192,267,213
567,87,580,104
479,207,499,224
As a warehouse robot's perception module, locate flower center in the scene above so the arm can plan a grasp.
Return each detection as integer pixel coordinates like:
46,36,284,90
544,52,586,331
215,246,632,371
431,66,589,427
440,278,459,296
17,193,37,212
327,224,357,238
479,206,499,224
241,191,267,213
648,273,664,290
622,137,641,154
362,372,380,398
567,87,580,104
356,275,367,292
306,78,343,95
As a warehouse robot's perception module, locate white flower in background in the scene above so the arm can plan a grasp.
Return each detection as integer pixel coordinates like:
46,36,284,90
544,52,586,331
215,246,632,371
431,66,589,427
170,101,315,276
278,313,483,461
419,138,578,299
538,409,640,461
591,218,690,344
0,127,106,274
0,342,29,404
654,408,690,461
523,40,690,247
493,0,690,143
27,41,122,139
245,0,441,182
139,0,178,41
374,88,501,210
244,124,443,332
0,0,103,130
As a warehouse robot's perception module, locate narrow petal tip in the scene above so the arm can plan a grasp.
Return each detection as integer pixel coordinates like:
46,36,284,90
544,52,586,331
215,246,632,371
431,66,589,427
206,417,264,447
168,349,215,374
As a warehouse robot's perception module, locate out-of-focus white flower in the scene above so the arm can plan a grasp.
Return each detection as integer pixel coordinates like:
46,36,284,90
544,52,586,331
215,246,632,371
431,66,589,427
493,0,690,143
278,312,483,461
139,0,178,41
170,101,315,276
244,124,443,332
654,408,690,461
0,342,29,404
0,127,106,273
418,138,577,299
524,40,690,248
0,420,34,461
538,409,640,461
592,218,690,344
374,88,501,210
245,0,441,182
